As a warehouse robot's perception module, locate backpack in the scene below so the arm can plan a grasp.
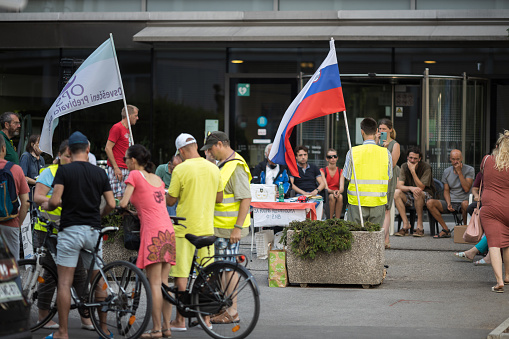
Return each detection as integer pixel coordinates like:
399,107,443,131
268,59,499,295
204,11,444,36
0,162,19,221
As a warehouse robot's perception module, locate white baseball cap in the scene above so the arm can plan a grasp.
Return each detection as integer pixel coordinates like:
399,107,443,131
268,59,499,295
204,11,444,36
175,133,197,150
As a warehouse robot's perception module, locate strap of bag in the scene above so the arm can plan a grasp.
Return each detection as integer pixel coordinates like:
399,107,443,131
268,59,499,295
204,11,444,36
477,155,490,209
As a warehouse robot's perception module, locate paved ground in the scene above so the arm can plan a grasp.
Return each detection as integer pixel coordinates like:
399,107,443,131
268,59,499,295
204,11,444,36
34,222,509,339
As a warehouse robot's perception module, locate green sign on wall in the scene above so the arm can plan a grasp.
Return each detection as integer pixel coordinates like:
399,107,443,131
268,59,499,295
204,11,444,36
237,83,250,96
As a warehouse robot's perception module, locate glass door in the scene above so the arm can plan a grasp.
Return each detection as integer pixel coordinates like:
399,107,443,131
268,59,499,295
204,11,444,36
423,71,487,177
226,74,298,168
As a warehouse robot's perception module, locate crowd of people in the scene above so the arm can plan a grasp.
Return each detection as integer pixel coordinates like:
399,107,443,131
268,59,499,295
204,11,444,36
0,104,508,339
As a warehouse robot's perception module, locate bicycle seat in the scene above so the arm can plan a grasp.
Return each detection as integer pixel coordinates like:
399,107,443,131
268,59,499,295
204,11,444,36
185,234,217,249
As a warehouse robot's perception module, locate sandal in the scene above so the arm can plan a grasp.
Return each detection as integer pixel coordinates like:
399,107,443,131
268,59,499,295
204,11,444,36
492,285,504,293
385,243,391,249
394,227,410,237
474,258,490,266
454,252,473,262
141,330,162,339
210,311,240,324
433,229,451,238
413,228,425,237
162,329,172,338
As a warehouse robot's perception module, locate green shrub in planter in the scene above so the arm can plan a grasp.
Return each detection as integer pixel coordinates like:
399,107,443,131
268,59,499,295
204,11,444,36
281,218,381,260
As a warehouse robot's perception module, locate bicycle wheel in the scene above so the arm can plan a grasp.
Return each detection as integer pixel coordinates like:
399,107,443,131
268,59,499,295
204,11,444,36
18,259,58,331
89,260,152,339
192,261,260,339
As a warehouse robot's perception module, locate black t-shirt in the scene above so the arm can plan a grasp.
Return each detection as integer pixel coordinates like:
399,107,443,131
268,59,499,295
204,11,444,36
53,161,112,229
292,163,321,193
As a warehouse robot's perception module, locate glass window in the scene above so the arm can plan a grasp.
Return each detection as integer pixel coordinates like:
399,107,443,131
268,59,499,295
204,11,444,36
22,0,141,12
416,0,509,9
280,0,410,10
153,48,226,163
395,47,494,76
148,0,273,11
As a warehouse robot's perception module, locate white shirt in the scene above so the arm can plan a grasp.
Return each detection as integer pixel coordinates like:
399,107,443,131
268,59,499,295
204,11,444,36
265,164,279,185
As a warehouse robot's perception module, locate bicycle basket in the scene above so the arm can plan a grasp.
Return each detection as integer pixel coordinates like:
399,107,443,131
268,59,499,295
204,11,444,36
122,213,140,251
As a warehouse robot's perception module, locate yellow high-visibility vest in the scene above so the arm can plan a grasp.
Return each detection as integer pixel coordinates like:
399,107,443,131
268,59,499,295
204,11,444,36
347,144,389,207
34,164,61,234
214,153,252,229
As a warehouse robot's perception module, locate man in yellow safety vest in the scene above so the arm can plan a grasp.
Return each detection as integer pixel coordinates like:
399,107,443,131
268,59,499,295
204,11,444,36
201,131,251,324
340,117,393,227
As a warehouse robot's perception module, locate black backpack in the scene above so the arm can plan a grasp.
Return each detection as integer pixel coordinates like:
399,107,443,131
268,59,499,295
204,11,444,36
0,162,20,221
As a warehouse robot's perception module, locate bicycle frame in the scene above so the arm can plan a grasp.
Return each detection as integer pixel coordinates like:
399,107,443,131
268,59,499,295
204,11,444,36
160,244,249,317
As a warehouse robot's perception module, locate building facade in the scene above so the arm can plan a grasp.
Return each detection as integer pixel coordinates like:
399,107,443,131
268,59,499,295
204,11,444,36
1,0,508,177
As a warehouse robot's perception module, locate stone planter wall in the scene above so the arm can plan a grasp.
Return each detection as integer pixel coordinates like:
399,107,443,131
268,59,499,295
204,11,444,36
102,238,138,269
286,230,385,286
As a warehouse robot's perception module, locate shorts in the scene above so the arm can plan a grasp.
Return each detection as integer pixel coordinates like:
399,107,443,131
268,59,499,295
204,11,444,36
56,225,102,270
214,238,240,263
404,191,433,208
439,200,465,214
170,236,214,278
107,166,130,198
0,224,19,262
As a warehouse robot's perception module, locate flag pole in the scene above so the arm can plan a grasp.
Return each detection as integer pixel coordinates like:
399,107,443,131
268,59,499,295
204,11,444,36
342,110,364,228
109,33,134,146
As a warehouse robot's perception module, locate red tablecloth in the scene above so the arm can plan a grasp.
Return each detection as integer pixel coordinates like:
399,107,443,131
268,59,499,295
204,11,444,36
250,201,317,220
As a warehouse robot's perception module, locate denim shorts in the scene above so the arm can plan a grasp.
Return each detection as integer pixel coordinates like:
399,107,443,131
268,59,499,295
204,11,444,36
214,237,240,263
56,225,102,270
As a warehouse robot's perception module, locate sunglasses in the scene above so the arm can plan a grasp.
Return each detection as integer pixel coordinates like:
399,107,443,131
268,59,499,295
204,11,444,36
123,156,129,162
326,155,338,159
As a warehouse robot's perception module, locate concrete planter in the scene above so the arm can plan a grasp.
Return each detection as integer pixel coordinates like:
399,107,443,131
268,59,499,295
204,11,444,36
102,238,138,268
286,230,385,287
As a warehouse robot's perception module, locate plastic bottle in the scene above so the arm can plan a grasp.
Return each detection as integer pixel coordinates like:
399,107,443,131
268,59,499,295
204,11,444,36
278,182,284,202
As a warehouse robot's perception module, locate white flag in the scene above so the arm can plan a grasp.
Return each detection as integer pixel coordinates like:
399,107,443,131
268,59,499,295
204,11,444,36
40,38,123,156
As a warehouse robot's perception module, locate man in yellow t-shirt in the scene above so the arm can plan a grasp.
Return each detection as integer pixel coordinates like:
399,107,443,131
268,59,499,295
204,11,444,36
166,133,222,331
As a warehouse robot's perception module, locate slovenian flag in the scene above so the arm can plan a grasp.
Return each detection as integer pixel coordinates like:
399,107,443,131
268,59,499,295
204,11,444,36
269,39,346,177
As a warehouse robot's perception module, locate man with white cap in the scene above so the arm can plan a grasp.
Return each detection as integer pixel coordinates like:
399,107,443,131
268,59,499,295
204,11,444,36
166,133,222,331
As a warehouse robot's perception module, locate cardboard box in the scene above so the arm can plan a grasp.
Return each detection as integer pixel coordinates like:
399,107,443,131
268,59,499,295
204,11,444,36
250,184,276,202
454,225,476,244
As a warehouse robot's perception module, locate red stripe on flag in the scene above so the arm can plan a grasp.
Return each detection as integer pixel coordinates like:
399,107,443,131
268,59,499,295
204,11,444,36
284,87,345,177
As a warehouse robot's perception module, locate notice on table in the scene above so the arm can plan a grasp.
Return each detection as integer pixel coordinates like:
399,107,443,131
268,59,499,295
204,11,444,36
253,208,306,227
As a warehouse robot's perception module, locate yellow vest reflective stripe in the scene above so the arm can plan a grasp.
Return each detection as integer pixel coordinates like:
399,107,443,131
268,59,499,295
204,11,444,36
347,144,389,207
34,164,61,234
214,154,252,229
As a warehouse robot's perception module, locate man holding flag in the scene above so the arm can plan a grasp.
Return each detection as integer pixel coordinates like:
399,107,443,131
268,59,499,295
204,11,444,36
105,105,139,199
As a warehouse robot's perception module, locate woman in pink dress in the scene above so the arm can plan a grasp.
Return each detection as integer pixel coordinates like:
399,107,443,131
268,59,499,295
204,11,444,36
480,130,509,293
320,148,345,219
120,144,176,338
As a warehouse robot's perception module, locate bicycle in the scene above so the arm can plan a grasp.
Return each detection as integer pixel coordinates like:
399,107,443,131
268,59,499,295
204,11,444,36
18,208,153,339
157,216,261,339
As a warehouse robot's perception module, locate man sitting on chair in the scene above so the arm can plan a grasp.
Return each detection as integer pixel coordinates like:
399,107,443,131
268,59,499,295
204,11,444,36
426,149,474,238
394,146,434,237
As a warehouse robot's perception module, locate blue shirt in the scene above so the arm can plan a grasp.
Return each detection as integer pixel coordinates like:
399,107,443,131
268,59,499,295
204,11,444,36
36,166,55,195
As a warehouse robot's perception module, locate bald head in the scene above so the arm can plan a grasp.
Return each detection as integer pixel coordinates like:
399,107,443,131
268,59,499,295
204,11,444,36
450,149,462,166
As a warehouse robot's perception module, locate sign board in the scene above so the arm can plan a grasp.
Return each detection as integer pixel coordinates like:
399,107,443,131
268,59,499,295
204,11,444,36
237,83,250,96
396,107,403,117
257,116,267,127
21,214,33,259
253,208,307,227
205,119,218,140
